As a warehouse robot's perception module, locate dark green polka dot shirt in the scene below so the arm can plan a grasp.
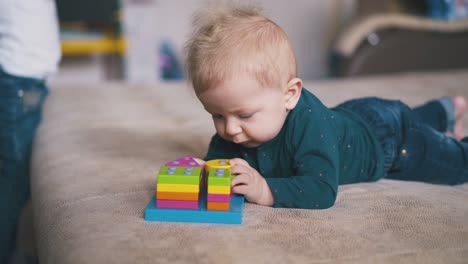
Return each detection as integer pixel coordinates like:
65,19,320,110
204,88,384,209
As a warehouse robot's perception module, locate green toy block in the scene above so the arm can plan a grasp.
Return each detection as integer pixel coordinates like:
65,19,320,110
157,166,202,184
207,168,234,186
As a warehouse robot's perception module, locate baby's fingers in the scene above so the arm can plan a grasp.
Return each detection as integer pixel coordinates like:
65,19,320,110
231,173,249,187
193,158,205,166
230,164,251,176
229,158,249,167
231,184,249,195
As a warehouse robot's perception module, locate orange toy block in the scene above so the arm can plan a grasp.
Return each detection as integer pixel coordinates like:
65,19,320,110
157,191,199,201
207,201,230,211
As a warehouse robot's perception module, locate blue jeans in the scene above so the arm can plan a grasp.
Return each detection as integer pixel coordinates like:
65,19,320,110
0,68,48,263
338,97,467,185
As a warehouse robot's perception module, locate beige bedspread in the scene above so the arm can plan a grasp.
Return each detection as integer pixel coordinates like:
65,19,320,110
32,70,468,263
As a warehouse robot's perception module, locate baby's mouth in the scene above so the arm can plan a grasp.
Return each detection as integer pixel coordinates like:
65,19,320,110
240,141,260,148
232,137,245,144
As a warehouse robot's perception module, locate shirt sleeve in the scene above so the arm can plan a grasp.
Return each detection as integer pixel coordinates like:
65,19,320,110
265,107,340,209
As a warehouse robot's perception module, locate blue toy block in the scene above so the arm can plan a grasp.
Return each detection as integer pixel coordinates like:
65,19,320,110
144,189,244,224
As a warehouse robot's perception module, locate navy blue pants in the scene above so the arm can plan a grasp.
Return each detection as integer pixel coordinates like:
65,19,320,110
339,97,467,185
0,68,48,263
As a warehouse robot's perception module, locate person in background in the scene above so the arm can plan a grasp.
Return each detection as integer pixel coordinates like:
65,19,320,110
0,0,61,263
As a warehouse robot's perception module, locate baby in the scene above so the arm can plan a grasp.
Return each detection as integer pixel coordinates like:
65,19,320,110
185,3,468,209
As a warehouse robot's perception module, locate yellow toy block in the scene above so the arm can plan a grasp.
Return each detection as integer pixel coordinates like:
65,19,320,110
157,183,200,193
207,185,231,194
205,159,232,172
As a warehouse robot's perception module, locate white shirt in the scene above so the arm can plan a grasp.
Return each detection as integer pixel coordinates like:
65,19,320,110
0,0,61,79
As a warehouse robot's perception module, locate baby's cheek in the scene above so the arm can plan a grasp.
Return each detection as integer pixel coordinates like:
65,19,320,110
213,123,224,134
256,124,281,141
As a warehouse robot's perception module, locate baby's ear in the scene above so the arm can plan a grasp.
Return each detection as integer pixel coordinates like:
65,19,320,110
285,78,303,110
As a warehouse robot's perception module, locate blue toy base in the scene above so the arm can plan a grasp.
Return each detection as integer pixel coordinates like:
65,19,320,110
144,192,245,224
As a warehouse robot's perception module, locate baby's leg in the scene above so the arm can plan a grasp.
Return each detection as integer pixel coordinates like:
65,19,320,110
387,103,468,185
451,96,467,139
412,96,466,139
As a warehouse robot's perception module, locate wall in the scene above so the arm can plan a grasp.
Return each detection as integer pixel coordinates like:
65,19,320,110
123,0,357,83
54,0,357,83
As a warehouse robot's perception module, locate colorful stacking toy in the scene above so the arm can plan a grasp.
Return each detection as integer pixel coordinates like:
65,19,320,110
205,159,234,211
155,156,202,209
156,166,202,209
144,156,244,224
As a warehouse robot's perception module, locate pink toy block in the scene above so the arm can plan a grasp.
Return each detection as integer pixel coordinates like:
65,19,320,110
165,156,201,167
207,194,231,203
156,199,199,209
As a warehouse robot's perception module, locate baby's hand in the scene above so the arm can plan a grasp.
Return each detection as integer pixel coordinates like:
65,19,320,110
193,158,206,167
229,158,274,206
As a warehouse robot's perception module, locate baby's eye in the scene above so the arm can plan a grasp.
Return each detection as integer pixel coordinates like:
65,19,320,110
212,114,224,120
239,113,254,119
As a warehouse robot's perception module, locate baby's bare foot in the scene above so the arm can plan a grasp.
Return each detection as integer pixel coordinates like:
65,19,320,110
453,96,467,140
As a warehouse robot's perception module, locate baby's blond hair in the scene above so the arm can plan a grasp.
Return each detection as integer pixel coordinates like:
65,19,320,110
185,2,297,94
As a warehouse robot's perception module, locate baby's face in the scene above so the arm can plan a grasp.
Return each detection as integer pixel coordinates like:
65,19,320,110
198,73,289,148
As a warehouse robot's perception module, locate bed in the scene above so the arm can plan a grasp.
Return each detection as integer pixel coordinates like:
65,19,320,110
28,69,468,263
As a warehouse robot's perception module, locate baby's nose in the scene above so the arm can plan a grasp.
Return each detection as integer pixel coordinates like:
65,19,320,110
225,119,242,136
